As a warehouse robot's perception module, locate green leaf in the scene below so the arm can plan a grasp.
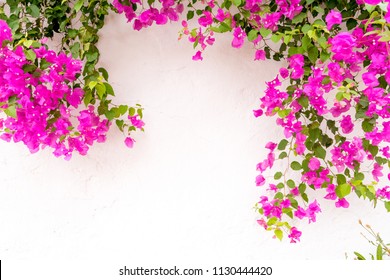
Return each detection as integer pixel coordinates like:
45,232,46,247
301,35,311,51
278,139,289,150
267,217,278,226
4,105,17,118
187,10,194,20
277,109,291,118
354,252,366,260
103,82,114,96
98,68,109,81
70,42,80,59
287,179,295,188
291,12,307,24
137,108,143,118
279,151,288,159
259,28,271,38
95,83,106,99
116,119,124,131
232,0,243,7
248,30,258,42
291,161,302,171
346,18,358,30
376,244,383,260
317,37,328,49
28,4,40,18
385,201,390,212
308,46,319,64
88,81,97,90
24,49,36,61
337,174,347,185
271,33,282,43
274,229,283,241
336,183,351,198
362,119,374,132
298,96,309,108
314,146,326,159
129,107,136,116
118,105,128,115
74,0,84,12
274,172,283,180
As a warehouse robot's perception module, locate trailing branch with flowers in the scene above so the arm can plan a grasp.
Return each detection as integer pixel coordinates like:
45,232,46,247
1,0,390,244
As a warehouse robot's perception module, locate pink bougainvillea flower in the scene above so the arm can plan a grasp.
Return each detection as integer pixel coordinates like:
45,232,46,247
265,142,277,151
0,19,12,43
253,109,263,117
308,157,321,171
198,11,213,27
129,115,145,129
335,198,349,208
256,218,268,229
231,27,246,48
254,49,266,61
124,137,135,148
362,72,379,88
364,0,381,4
288,227,302,243
279,68,289,79
376,186,390,200
294,206,306,219
330,32,356,61
325,10,342,30
340,115,354,134
307,200,321,223
372,163,383,181
288,54,305,79
192,51,203,61
255,174,266,186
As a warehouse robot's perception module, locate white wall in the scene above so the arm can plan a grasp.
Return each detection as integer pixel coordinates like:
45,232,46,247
0,13,389,263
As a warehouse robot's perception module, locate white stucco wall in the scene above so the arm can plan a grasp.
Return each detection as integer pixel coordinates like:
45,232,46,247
0,13,389,265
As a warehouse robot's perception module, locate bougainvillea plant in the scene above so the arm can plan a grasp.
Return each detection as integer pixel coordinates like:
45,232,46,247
1,0,390,243
0,0,144,159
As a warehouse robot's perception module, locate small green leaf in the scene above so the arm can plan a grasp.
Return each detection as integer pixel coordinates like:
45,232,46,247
336,183,351,198
187,10,194,20
308,46,319,64
291,161,302,171
98,68,109,81
103,82,114,96
274,229,283,241
279,152,287,159
28,4,40,18
362,119,374,132
376,244,383,260
119,105,128,115
259,28,271,38
248,30,258,42
274,172,283,180
95,83,106,99
291,12,307,24
74,0,84,12
354,252,366,260
24,49,36,61
129,107,136,116
4,105,17,118
337,174,347,185
314,146,326,159
232,0,243,7
287,179,295,188
278,139,289,150
385,201,390,212
88,81,97,90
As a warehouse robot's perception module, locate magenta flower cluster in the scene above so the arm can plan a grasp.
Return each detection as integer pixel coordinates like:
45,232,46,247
0,20,110,159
